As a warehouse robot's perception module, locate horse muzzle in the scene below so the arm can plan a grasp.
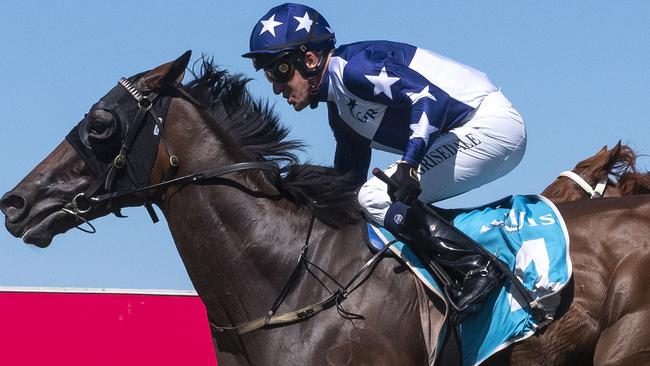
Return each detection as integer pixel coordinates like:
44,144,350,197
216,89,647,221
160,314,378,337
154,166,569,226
0,191,29,225
1,189,79,247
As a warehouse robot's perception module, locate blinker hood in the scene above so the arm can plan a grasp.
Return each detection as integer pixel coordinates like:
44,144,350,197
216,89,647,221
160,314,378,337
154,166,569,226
65,77,172,195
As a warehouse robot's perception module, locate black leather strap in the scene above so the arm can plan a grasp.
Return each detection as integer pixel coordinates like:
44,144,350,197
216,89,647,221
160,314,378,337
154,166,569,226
90,161,280,204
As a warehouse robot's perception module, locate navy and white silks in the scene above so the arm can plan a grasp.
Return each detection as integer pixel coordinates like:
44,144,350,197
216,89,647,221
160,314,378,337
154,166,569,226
317,41,527,226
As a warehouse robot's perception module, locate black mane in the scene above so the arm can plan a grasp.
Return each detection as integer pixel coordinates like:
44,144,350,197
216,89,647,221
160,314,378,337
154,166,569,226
181,58,362,227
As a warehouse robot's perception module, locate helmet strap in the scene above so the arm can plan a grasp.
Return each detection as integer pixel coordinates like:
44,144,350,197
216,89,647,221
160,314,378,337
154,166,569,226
294,50,329,109
308,76,320,109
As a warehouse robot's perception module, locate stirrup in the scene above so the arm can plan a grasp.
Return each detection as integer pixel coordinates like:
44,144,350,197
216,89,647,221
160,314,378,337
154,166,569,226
455,262,502,311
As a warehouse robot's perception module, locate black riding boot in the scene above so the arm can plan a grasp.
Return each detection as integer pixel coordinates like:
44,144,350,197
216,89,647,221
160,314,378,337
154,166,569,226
384,202,502,311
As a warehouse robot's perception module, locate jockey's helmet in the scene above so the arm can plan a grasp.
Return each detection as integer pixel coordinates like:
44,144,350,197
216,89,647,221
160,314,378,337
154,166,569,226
242,3,336,71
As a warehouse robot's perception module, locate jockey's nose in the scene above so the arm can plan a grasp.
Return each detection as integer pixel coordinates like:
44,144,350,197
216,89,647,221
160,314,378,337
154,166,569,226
0,191,28,223
272,81,284,95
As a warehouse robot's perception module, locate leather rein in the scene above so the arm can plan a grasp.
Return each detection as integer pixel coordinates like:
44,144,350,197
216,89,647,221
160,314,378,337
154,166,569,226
63,77,391,336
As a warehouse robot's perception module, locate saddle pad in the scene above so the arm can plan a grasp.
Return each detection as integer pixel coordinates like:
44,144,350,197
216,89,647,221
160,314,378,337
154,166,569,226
367,195,571,366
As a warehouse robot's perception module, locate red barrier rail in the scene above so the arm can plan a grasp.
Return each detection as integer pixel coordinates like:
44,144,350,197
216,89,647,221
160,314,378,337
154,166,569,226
0,287,217,365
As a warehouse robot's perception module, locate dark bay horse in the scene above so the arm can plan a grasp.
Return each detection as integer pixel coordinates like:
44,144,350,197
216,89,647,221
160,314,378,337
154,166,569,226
3,53,650,365
542,142,650,202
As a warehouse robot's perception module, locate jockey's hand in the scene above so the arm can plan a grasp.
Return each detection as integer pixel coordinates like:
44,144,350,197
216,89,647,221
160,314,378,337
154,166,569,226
388,162,421,205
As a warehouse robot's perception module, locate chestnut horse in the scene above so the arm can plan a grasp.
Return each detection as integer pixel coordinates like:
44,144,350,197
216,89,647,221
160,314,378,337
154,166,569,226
542,142,650,202
3,53,650,365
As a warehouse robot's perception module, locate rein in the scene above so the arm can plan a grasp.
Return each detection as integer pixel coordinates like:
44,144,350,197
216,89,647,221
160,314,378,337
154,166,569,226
89,161,281,205
558,171,608,198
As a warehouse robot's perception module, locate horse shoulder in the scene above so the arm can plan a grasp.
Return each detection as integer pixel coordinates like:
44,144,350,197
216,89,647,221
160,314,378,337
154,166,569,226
593,252,650,365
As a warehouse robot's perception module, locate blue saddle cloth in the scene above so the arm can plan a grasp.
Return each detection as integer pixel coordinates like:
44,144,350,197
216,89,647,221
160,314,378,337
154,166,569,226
367,195,571,366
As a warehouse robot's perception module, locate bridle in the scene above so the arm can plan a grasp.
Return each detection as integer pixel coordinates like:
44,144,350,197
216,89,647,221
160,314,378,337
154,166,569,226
61,75,390,336
558,170,609,198
62,77,281,229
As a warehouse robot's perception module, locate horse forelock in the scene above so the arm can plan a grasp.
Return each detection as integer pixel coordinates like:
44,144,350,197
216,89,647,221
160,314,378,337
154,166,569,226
180,57,363,228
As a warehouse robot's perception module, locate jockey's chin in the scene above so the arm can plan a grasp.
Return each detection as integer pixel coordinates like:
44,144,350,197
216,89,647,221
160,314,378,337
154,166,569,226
289,97,311,111
292,101,309,111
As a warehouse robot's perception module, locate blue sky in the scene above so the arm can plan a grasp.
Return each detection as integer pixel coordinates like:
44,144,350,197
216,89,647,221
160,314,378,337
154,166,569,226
1,1,648,290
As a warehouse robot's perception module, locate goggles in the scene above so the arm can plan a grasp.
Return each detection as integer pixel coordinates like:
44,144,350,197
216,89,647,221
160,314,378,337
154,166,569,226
263,55,299,83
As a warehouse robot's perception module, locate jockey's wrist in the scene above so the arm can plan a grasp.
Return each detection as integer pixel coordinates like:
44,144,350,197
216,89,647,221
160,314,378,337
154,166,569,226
397,160,417,168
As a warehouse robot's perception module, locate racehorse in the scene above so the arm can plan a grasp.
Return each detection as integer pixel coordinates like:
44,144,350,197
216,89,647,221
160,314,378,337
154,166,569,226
3,53,650,365
542,142,650,202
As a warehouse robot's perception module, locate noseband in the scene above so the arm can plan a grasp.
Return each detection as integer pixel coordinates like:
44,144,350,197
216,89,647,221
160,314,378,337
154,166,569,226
558,171,608,198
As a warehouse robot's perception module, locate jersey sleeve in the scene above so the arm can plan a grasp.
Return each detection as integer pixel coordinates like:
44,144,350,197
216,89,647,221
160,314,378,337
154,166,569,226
342,49,456,166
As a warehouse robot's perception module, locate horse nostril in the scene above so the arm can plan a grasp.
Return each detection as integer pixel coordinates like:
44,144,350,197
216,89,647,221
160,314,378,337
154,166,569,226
0,193,27,222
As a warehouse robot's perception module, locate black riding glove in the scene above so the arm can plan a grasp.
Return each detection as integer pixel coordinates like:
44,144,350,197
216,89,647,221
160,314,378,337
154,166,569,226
388,162,421,205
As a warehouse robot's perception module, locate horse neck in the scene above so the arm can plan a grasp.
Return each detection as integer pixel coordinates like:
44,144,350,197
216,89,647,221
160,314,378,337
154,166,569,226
156,99,366,327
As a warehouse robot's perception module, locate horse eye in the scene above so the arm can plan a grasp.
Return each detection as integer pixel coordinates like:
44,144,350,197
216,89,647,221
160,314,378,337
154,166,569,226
86,110,116,139
89,120,109,135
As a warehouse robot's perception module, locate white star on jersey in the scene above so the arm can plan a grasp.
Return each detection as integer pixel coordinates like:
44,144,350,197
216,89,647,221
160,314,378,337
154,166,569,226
365,67,400,100
260,14,283,37
410,112,439,138
293,12,313,33
406,85,437,104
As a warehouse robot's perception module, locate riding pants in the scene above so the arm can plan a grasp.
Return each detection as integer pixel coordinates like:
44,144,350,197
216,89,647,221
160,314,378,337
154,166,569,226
358,90,527,226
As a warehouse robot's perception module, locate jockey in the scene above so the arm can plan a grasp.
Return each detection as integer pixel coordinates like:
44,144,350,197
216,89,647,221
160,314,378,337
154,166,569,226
243,3,527,310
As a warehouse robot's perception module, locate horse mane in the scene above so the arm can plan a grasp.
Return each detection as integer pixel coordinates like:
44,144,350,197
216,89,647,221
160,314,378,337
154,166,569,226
179,57,363,227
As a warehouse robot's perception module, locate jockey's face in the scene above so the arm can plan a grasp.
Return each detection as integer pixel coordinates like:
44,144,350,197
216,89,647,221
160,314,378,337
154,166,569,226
268,66,310,111
266,51,320,112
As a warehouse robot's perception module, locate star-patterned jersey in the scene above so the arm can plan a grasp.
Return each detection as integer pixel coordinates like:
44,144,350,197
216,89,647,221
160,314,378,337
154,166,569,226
318,40,498,183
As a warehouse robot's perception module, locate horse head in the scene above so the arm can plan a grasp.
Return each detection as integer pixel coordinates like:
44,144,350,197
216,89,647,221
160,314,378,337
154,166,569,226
0,52,192,247
541,141,629,202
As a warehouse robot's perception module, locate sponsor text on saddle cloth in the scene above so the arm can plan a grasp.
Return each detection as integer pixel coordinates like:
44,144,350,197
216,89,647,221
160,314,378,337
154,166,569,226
368,195,571,366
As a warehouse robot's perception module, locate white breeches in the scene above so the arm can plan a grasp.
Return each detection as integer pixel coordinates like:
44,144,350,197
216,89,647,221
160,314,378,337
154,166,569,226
358,90,527,226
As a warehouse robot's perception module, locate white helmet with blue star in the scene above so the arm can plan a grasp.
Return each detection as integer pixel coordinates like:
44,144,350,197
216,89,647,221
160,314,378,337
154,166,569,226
242,3,336,70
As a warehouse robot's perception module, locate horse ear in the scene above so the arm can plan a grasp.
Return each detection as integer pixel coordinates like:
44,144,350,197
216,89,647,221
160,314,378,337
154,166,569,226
603,141,623,162
579,144,612,173
142,50,192,90
586,141,623,176
593,145,609,160
161,50,192,86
